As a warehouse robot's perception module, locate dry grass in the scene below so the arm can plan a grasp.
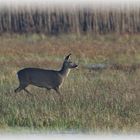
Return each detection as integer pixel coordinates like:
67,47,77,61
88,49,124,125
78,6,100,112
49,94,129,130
0,34,139,133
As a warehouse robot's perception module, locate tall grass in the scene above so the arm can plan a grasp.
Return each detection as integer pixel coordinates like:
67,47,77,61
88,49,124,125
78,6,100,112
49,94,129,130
0,7,140,35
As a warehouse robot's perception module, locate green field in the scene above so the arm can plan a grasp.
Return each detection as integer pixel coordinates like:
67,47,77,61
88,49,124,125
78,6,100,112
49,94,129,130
0,34,139,133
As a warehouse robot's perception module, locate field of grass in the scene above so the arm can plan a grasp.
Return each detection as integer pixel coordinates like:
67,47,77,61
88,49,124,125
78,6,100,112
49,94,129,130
0,34,139,133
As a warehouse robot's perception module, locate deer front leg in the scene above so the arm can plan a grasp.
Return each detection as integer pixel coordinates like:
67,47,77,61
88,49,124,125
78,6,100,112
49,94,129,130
54,87,61,95
54,87,63,101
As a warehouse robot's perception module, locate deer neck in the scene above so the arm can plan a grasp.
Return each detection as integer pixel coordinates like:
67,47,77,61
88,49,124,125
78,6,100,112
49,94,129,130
59,64,71,77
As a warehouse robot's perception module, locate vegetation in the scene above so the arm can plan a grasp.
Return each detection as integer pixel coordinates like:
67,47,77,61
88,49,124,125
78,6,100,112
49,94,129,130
0,34,139,133
0,7,140,35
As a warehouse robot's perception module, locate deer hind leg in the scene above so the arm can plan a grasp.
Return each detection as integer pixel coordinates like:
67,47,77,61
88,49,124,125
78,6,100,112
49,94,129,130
15,84,33,97
23,88,33,96
14,85,23,93
15,82,29,93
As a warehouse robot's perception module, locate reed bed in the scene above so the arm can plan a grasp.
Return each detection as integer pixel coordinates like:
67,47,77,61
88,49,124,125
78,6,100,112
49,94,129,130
0,7,140,35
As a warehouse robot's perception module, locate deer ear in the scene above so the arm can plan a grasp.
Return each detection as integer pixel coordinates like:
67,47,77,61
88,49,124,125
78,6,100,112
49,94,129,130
65,53,71,60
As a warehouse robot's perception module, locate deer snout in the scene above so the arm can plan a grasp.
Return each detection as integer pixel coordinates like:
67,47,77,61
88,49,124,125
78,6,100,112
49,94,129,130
71,63,78,68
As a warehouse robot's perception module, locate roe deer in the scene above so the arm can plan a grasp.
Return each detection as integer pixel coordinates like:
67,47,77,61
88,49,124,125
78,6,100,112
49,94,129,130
15,54,78,96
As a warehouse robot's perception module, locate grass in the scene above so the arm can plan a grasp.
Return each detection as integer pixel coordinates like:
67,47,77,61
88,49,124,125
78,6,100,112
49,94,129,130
0,33,139,133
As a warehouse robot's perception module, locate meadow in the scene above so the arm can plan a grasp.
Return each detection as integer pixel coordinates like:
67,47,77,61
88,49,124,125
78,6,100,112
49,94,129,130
0,33,139,133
